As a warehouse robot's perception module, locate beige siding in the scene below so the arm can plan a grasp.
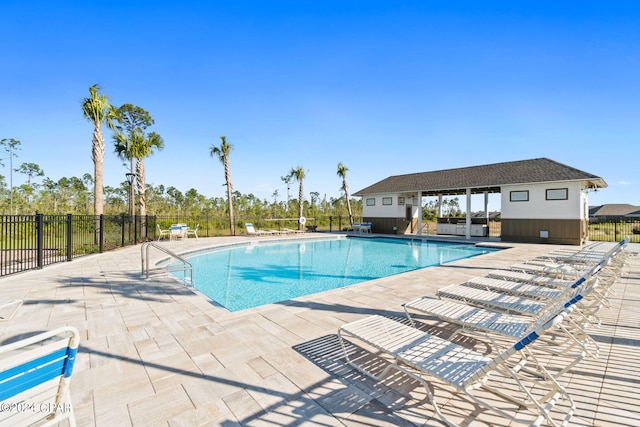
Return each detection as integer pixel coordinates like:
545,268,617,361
501,218,586,245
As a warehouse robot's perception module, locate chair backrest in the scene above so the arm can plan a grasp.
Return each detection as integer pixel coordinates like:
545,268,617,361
0,327,79,426
246,223,256,233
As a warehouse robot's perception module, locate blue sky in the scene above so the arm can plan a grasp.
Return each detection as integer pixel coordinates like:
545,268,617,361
1,1,639,212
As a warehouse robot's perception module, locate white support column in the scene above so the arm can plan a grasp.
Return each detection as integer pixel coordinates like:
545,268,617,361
466,188,472,240
417,192,422,236
484,191,489,238
484,192,489,220
438,194,443,217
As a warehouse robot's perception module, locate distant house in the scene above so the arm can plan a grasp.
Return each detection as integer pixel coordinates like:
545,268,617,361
589,204,640,220
354,157,607,245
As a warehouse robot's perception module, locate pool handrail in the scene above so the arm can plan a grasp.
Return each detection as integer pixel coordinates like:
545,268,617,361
141,242,194,286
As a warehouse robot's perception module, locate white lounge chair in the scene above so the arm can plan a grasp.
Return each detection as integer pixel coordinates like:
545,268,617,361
245,223,276,237
487,270,576,288
338,314,575,427
436,283,548,316
510,260,593,279
157,224,170,241
282,228,305,234
545,237,629,263
512,240,628,279
404,277,602,364
0,326,80,427
464,276,567,300
186,224,199,240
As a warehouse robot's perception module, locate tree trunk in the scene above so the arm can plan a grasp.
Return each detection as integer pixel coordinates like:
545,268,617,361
136,159,147,238
346,195,353,225
298,182,304,230
92,126,104,245
343,178,353,225
92,127,104,216
224,159,235,235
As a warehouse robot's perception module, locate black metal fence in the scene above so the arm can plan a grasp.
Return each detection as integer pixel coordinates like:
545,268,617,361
3,213,636,278
0,214,157,277
588,219,640,243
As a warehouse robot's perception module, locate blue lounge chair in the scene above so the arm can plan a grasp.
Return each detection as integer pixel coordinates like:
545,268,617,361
338,313,575,427
0,326,80,427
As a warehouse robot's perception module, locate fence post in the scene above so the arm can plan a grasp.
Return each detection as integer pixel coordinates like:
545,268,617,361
36,212,43,269
99,215,104,253
66,214,73,261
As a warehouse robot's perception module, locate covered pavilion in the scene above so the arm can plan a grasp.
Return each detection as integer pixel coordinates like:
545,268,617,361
354,157,607,245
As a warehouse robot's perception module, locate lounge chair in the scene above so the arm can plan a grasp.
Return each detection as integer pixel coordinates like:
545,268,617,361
510,260,594,279
546,237,629,263
487,270,576,288
0,326,80,427
282,228,305,234
338,314,575,427
186,224,199,240
245,223,276,237
487,267,619,304
511,240,627,279
463,276,565,300
157,224,170,241
436,283,549,316
0,299,22,321
404,278,601,364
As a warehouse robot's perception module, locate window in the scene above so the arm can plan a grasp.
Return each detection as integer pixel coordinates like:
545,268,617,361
366,198,375,206
510,190,529,202
398,197,405,205
382,197,392,205
546,188,568,200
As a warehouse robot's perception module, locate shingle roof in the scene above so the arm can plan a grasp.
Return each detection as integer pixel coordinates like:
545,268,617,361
354,158,607,196
589,204,640,217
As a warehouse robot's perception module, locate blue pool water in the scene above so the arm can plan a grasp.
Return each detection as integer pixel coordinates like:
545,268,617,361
172,237,497,312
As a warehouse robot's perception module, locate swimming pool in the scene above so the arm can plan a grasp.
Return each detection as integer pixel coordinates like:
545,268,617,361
171,237,497,312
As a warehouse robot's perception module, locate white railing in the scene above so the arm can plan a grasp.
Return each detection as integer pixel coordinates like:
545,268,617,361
141,242,194,286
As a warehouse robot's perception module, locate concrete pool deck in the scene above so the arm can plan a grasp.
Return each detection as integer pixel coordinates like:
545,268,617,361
0,233,638,426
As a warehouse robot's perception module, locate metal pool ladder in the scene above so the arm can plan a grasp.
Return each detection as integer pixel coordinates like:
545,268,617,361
141,242,194,286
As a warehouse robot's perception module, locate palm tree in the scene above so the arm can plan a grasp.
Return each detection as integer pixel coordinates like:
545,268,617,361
112,130,136,218
81,85,116,217
210,136,235,236
289,166,306,230
112,104,154,221
337,162,354,226
131,131,164,220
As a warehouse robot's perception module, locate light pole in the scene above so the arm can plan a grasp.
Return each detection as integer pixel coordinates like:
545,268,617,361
125,172,137,242
125,172,136,217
